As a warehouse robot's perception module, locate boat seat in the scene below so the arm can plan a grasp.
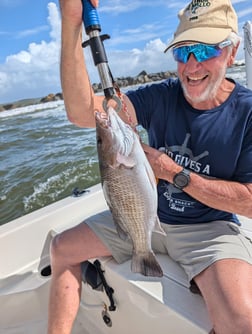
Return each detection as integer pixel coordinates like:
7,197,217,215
80,254,212,333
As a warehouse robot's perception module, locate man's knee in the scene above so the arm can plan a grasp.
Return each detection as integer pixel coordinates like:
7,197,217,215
233,305,252,333
214,303,252,334
50,233,67,262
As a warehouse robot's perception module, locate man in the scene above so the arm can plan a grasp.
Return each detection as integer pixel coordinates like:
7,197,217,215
48,0,252,333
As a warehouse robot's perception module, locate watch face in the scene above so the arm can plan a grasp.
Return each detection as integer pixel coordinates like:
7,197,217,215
174,174,188,188
173,170,190,189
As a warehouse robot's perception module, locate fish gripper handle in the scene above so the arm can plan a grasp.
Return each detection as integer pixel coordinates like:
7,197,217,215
81,0,122,109
82,0,101,34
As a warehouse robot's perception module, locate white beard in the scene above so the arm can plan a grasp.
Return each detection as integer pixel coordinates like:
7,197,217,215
180,65,227,105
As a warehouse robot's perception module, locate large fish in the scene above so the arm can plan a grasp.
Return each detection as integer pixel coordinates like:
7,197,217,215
95,107,165,277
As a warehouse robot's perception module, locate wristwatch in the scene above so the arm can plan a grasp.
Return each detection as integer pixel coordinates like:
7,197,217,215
173,168,191,190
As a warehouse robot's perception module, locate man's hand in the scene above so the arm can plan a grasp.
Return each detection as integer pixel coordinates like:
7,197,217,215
90,0,99,7
59,0,99,27
142,143,180,183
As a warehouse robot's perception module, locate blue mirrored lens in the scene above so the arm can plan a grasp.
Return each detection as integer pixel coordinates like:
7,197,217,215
173,44,222,63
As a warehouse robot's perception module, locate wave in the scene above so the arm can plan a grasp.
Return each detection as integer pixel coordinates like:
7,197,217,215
22,159,100,212
0,100,65,119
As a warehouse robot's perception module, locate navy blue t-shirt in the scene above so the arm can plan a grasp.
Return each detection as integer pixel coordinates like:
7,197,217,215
127,78,252,225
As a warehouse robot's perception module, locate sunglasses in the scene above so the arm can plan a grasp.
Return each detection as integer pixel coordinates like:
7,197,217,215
172,40,232,64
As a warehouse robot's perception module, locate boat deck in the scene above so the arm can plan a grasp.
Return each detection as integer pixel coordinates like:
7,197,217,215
0,184,251,334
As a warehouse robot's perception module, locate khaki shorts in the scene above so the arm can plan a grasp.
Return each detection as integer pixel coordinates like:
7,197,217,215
85,210,252,282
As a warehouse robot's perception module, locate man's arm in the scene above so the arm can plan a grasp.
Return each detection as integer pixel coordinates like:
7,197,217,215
59,0,137,128
143,144,252,218
59,0,102,127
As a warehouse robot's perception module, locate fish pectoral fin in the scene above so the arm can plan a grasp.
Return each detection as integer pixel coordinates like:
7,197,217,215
111,213,129,240
153,217,166,236
102,182,112,207
144,164,157,190
116,152,136,168
115,223,129,241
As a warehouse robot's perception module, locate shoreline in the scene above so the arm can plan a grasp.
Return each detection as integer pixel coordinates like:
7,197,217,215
0,61,245,112
0,69,177,112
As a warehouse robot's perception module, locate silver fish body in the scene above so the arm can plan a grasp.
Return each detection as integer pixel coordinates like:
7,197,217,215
95,107,165,277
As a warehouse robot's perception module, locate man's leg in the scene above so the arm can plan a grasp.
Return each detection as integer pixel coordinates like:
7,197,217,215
47,222,112,334
194,259,252,334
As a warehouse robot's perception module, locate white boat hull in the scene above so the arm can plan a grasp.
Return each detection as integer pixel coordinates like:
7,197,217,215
1,184,251,334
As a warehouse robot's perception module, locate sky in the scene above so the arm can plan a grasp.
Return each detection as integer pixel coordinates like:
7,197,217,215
0,0,251,103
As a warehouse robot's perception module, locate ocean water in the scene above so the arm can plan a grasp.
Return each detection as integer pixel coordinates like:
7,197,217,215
0,68,247,225
0,101,100,225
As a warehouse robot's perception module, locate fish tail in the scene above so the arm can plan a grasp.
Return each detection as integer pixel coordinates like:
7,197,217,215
131,251,163,277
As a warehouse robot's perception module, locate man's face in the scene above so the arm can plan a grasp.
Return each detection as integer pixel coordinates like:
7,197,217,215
176,44,235,110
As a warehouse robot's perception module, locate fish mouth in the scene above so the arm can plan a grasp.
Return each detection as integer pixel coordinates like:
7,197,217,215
95,111,111,128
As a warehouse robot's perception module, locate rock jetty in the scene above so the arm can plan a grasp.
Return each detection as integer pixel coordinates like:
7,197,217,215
92,70,177,93
0,70,177,112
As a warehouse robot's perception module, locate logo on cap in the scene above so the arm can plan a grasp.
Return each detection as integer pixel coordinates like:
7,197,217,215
186,0,211,19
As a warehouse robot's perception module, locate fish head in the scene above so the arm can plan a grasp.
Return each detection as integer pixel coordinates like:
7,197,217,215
95,110,117,167
95,107,136,169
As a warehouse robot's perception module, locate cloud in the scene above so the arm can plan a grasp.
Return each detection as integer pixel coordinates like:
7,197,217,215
99,0,184,15
107,39,176,78
47,2,61,41
83,37,176,92
0,1,174,103
0,2,61,103
237,7,252,19
99,0,144,14
16,26,49,39
0,1,249,104
0,0,22,8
